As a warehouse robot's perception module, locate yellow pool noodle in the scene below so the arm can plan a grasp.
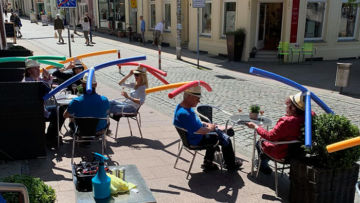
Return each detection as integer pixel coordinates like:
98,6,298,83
326,136,360,153
146,82,190,94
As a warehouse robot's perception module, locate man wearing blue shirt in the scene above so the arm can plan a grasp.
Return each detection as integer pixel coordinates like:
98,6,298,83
173,86,242,171
140,16,145,45
64,73,109,132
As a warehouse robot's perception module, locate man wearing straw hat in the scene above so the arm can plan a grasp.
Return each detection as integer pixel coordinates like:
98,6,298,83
173,86,242,171
23,59,52,88
246,92,312,175
52,59,84,94
64,73,110,133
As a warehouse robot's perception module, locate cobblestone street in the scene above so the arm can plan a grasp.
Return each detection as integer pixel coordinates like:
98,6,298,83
17,17,360,158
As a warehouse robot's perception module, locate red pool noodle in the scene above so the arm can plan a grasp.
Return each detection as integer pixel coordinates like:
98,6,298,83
168,80,212,99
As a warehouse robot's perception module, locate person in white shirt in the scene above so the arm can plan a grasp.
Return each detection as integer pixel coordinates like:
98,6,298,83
153,20,164,46
82,16,91,46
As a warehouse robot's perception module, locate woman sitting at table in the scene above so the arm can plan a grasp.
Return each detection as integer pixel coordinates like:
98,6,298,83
246,92,311,175
109,66,148,115
52,59,84,94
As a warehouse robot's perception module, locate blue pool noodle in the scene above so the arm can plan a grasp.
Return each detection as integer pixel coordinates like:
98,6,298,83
43,56,146,100
86,68,95,94
305,92,312,147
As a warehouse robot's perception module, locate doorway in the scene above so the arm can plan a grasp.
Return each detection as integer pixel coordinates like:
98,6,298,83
257,3,283,50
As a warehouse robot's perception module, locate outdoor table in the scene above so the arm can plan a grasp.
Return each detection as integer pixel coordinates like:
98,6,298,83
55,93,77,106
229,114,272,176
74,164,156,203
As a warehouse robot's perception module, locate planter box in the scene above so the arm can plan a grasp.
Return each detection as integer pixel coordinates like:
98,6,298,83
226,34,245,61
290,159,359,203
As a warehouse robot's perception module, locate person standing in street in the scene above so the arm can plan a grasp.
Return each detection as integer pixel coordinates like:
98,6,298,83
153,20,164,46
13,13,22,38
140,15,145,45
85,13,95,44
54,14,65,44
82,16,92,46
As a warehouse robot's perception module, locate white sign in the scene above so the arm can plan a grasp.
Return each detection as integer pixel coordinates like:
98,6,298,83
193,0,205,8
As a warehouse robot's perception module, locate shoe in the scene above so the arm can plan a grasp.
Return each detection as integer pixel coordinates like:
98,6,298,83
201,161,219,171
259,165,272,175
91,42,96,44
225,160,243,171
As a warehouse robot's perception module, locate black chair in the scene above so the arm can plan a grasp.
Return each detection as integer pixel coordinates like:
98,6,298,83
256,138,301,196
71,117,108,163
109,105,142,139
44,95,61,148
173,126,223,179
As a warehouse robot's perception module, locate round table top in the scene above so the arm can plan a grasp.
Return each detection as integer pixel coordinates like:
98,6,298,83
55,94,77,105
229,114,272,126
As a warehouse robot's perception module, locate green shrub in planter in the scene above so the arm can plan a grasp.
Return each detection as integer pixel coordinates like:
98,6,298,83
249,104,260,114
1,174,56,203
307,113,360,168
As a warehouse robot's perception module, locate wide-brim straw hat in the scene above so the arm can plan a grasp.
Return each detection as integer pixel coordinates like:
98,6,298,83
289,92,305,111
25,59,40,69
133,66,146,74
185,86,201,98
81,72,97,84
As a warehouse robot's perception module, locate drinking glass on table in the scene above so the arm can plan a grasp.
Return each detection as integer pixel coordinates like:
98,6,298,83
259,110,264,125
71,84,77,95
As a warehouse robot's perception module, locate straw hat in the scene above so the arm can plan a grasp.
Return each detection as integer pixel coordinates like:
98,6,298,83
133,66,146,74
289,92,305,111
81,72,97,84
185,86,201,98
25,59,40,69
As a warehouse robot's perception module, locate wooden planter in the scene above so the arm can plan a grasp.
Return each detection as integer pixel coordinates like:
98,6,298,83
249,112,259,120
290,159,359,203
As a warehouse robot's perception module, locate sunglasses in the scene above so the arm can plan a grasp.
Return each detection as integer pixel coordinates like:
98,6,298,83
134,74,140,77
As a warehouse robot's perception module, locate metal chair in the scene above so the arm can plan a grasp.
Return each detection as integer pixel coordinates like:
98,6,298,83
277,41,291,63
44,95,61,148
0,182,30,203
71,117,108,163
195,104,236,152
109,104,143,139
173,126,223,179
301,42,314,62
256,139,301,196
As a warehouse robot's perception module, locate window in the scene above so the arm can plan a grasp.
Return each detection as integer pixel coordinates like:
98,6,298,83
98,0,109,28
304,0,326,40
164,2,171,31
150,0,156,29
200,1,211,35
222,1,236,36
338,1,359,39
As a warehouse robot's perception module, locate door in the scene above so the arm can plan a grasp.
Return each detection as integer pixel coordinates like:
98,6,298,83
257,3,283,50
257,4,266,49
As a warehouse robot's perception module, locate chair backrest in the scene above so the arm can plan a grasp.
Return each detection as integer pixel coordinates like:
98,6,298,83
174,126,191,148
302,43,313,52
74,117,100,138
197,105,213,123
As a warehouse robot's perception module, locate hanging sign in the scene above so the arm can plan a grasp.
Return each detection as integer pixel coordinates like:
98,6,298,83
57,0,77,8
131,0,137,8
192,0,205,8
290,0,300,43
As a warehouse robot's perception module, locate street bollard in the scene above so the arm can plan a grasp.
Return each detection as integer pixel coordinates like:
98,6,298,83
335,63,352,94
117,50,121,74
158,45,162,70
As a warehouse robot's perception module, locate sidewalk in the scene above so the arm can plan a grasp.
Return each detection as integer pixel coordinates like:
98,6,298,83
0,82,286,203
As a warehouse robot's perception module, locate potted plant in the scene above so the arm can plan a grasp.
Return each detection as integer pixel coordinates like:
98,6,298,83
0,174,56,202
226,28,246,61
290,114,360,203
249,104,260,120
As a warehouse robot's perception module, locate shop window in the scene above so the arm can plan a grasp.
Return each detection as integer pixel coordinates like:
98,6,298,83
304,0,326,40
200,1,211,36
338,1,359,39
164,2,171,31
149,1,156,29
98,0,109,28
222,1,236,36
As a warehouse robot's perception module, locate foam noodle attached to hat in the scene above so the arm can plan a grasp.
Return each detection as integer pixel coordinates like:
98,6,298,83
168,80,212,99
146,81,190,94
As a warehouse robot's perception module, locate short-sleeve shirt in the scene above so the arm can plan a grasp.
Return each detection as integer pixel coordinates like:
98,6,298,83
141,20,145,32
173,104,203,145
67,93,110,131
121,83,146,109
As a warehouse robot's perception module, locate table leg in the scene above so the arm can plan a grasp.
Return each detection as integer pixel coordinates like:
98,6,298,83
251,129,257,176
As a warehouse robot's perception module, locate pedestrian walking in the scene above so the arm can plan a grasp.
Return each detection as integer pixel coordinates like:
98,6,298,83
153,20,164,46
54,14,65,44
140,15,145,45
13,13,22,38
85,13,95,44
82,16,92,46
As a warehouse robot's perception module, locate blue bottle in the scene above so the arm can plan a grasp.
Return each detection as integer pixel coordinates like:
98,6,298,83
92,153,111,199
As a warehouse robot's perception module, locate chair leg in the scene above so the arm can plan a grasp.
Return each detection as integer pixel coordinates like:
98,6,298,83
71,136,76,164
256,156,262,178
101,135,105,155
138,112,141,127
127,118,133,136
115,120,120,139
187,151,197,179
135,118,143,138
56,106,60,149
174,144,183,168
275,161,279,197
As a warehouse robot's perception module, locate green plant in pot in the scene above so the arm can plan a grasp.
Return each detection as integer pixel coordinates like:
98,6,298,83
0,174,56,202
290,114,360,203
226,28,246,61
249,104,260,120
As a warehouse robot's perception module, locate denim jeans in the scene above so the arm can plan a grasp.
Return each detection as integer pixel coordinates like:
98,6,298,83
109,100,137,115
